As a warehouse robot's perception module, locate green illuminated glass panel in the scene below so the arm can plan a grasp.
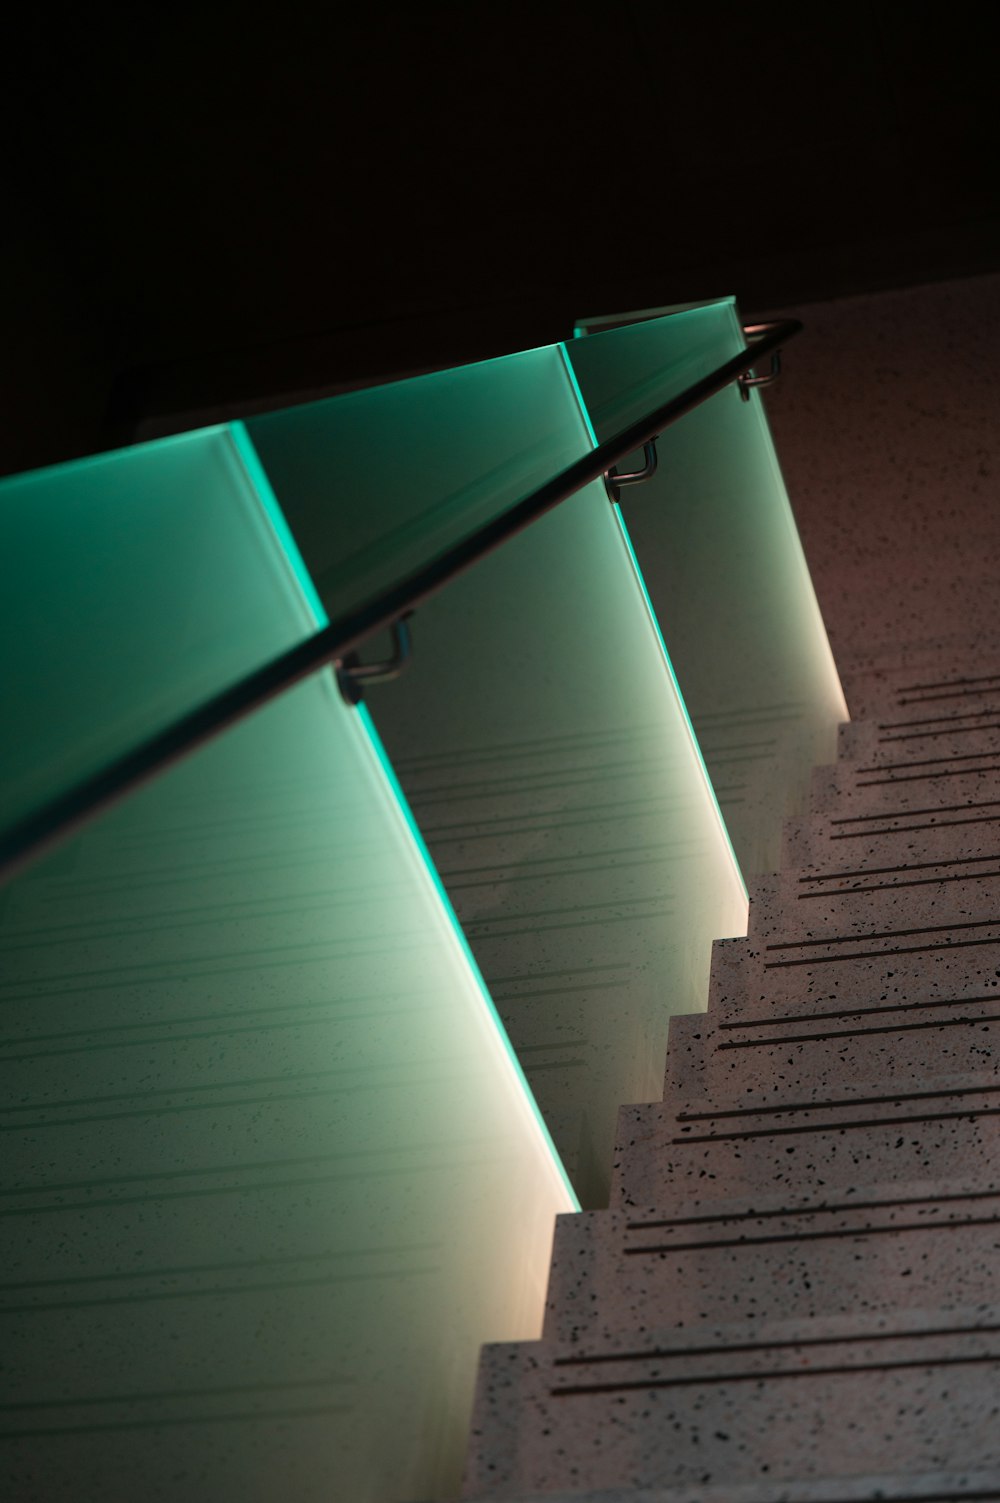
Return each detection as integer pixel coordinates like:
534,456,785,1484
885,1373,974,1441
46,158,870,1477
246,345,590,622
0,668,573,1503
1,345,626,874
567,300,848,872
0,426,318,842
259,354,749,1209
0,449,571,1499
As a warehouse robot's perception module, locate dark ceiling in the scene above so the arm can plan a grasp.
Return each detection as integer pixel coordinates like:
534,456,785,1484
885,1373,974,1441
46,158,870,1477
4,5,999,476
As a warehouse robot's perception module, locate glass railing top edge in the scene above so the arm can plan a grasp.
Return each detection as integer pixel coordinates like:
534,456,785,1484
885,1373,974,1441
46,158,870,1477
0,320,802,885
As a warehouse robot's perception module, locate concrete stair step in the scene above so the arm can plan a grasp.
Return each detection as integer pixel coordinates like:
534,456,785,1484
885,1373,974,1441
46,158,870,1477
782,806,1000,874
611,1097,1000,1210
837,712,1000,763
844,655,1000,721
654,1071,1000,1152
744,867,1000,951
463,1305,1000,1497
745,867,1000,946
542,1181,1000,1342
463,1470,1000,1503
807,758,1000,820
663,1002,1000,1108
703,948,1000,1032
703,922,1000,1020
462,656,1000,1503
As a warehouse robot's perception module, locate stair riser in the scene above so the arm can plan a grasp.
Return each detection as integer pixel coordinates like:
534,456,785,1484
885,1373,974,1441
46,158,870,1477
464,688,1000,1499
809,762,1000,818
843,659,1000,721
837,718,1000,768
665,1010,1000,1109
782,813,1000,873
706,934,1000,1022
612,1106,1000,1210
466,1340,1000,1495
746,871,1000,946
544,1204,1000,1341
464,1469,1000,1503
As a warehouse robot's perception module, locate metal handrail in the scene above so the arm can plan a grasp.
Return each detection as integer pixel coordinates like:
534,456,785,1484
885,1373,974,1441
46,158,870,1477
0,317,802,883
738,320,786,399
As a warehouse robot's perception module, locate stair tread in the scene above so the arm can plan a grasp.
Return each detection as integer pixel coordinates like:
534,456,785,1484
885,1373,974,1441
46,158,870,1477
463,662,1000,1496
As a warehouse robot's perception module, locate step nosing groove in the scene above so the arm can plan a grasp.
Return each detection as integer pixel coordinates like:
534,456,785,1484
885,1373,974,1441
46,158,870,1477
879,707,1000,729
830,814,1000,838
899,672,1000,692
857,765,1000,786
550,1349,1000,1397
896,676,1000,691
671,1103,1000,1142
879,720,1000,740
708,1492,1000,1503
829,798,1000,826
716,996,1000,1030
676,1082,1000,1124
622,1211,1000,1256
717,1010,1000,1046
765,933,1000,967
626,1184,1000,1231
796,869,1000,897
799,854,1000,883
552,1317,1000,1368
859,752,1000,774
880,728,1000,745
900,687,1000,705
765,917,1000,952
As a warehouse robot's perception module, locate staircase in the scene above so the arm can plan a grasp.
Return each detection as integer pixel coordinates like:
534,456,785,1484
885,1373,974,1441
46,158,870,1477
5,277,995,1501
462,659,1000,1498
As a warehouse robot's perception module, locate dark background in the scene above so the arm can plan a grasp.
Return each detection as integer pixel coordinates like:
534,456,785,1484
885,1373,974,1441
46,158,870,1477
4,4,998,477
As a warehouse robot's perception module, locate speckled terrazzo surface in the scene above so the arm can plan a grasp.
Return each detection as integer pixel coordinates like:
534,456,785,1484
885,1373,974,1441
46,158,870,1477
462,280,1000,1500
759,274,1000,710
464,668,1000,1494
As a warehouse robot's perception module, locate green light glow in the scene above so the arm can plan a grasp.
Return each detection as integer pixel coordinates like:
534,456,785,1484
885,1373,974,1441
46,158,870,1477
358,702,580,1213
0,309,833,1496
246,345,595,625
0,425,319,847
610,503,748,902
561,327,745,893
557,340,601,448
0,426,575,1501
341,347,748,1207
0,675,574,1502
233,413,576,1202
567,299,848,872
228,419,330,628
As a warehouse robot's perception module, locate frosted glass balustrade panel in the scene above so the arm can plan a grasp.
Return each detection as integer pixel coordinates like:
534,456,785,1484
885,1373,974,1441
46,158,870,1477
0,670,572,1503
248,348,748,1208
370,481,749,1208
370,482,747,1207
3,346,590,873
0,426,318,846
568,300,848,873
246,345,590,622
0,444,570,1501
